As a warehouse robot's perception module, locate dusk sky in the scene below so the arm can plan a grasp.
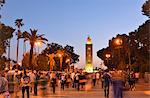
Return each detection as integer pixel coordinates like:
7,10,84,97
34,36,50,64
1,0,147,68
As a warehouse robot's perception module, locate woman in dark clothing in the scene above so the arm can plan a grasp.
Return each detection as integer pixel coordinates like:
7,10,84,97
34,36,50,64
21,70,30,98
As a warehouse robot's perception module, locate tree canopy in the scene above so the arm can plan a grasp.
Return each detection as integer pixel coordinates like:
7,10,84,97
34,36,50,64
0,23,15,70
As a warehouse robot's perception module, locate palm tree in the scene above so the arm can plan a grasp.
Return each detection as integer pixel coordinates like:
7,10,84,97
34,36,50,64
15,19,24,63
22,29,48,70
46,53,55,71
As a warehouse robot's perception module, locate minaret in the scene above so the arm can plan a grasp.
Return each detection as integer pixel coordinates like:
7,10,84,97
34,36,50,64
85,36,93,72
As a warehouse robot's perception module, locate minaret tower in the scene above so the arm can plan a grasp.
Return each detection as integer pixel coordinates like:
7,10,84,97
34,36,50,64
85,36,93,72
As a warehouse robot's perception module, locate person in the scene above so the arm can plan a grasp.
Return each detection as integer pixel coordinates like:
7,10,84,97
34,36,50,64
21,70,30,98
101,71,104,89
96,72,100,85
50,72,56,94
71,72,75,88
128,71,135,91
40,73,48,96
0,71,10,98
79,72,87,89
14,69,20,98
102,69,112,98
29,70,36,94
92,73,96,87
74,72,80,91
112,70,124,98
61,74,66,90
33,71,39,96
134,72,139,83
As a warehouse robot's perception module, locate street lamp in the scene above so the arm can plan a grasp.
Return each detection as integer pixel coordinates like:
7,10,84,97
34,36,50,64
105,54,111,58
105,53,111,67
114,38,123,69
58,53,63,71
34,41,42,53
56,50,64,71
115,38,123,46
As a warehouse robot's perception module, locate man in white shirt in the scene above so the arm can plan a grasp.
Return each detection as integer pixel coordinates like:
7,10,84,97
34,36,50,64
29,71,35,93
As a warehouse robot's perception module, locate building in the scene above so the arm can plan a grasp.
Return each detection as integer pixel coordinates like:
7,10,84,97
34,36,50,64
85,36,93,72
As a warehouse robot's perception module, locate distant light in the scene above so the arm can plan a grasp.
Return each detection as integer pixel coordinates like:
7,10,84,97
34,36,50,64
115,38,122,46
106,54,111,58
58,54,62,57
34,41,42,47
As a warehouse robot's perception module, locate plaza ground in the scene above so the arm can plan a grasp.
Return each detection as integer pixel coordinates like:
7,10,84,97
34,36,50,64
10,79,150,98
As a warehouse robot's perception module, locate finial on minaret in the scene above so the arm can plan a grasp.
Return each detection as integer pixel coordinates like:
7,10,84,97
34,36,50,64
86,35,92,44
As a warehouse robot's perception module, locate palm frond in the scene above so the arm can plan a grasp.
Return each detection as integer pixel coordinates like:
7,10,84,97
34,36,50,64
38,34,45,37
39,37,48,41
22,31,31,39
30,29,38,36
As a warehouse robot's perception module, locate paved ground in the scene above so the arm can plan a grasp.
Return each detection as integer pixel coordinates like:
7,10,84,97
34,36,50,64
10,79,150,98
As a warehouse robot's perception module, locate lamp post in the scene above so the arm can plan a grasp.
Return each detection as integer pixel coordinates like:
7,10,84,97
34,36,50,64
127,41,131,71
114,38,123,69
105,53,111,66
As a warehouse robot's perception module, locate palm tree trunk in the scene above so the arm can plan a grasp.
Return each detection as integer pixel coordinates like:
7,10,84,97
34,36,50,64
60,57,63,71
8,38,11,59
23,41,26,55
29,44,34,70
16,39,19,63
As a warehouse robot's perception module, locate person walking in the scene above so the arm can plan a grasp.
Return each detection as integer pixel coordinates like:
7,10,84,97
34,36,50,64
102,69,112,98
14,69,20,98
29,70,35,94
33,71,39,96
40,73,48,96
92,73,96,87
61,74,66,90
96,72,100,85
50,72,56,94
0,71,10,98
21,70,30,98
112,70,124,98
74,72,80,91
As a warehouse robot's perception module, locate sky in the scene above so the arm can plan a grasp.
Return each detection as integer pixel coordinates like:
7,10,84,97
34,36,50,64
1,0,148,68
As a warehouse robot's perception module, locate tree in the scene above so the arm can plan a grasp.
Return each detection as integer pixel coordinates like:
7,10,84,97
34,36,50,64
64,45,79,64
36,54,49,70
15,18,24,62
97,1,149,72
37,43,79,71
0,0,5,19
22,52,38,70
142,0,150,17
22,29,48,70
0,23,15,70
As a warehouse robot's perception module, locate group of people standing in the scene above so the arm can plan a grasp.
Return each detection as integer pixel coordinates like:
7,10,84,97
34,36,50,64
0,68,139,98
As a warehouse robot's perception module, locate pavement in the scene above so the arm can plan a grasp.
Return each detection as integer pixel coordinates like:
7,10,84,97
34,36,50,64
9,79,150,98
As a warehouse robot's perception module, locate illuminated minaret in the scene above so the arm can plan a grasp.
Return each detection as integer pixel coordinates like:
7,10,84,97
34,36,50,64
85,36,93,72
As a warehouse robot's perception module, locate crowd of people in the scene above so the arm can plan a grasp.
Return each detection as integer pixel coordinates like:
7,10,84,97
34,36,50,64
0,68,140,98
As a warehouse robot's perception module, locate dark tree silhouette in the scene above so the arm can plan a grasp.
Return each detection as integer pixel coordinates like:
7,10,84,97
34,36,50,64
0,23,15,70
142,0,150,17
